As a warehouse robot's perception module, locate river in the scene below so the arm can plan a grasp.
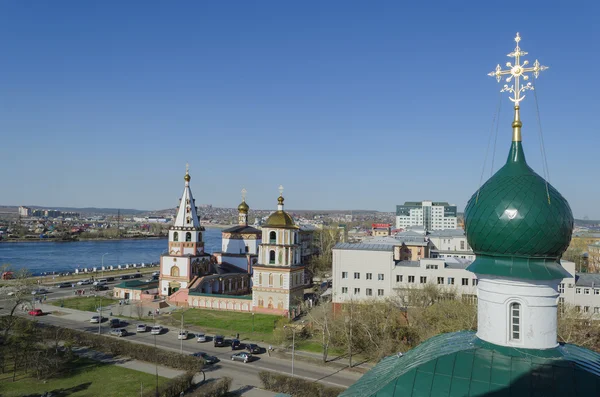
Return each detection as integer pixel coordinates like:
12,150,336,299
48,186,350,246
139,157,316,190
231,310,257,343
0,228,223,275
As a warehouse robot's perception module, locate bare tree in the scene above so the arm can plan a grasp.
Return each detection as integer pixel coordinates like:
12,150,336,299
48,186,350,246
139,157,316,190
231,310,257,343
301,301,334,362
0,266,36,337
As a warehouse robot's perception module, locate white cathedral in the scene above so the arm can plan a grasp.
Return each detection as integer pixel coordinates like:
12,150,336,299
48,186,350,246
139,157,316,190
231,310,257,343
156,167,305,316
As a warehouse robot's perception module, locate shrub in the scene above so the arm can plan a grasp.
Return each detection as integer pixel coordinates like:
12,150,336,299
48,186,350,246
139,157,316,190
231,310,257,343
142,371,195,397
187,377,232,397
258,370,344,397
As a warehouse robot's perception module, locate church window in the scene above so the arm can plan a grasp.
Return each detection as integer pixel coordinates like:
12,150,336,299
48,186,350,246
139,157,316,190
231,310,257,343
258,297,264,307
294,233,298,244
245,245,249,253
277,300,283,309
186,232,192,242
258,273,262,285
280,274,284,286
268,273,273,286
170,266,180,277
269,250,275,264
269,231,276,244
510,302,521,342
173,232,179,242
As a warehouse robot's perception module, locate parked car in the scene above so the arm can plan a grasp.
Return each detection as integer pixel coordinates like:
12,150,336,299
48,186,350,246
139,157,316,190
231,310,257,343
31,288,48,295
90,315,106,323
245,343,261,354
136,324,148,332
110,328,127,337
77,279,92,285
93,280,107,286
28,309,43,316
132,273,142,279
231,339,242,350
191,352,218,365
152,271,159,277
214,335,225,347
120,275,132,280
178,330,189,340
109,319,122,328
91,285,108,291
151,325,163,335
106,277,115,282
196,333,207,343
57,282,71,288
231,352,253,363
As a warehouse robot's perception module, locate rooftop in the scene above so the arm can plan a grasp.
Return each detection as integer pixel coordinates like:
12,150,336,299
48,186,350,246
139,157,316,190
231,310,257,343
334,242,394,252
222,225,261,234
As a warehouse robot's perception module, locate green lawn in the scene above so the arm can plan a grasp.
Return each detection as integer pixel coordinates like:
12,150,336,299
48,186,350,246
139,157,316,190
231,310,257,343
0,357,168,397
170,308,280,340
51,296,117,312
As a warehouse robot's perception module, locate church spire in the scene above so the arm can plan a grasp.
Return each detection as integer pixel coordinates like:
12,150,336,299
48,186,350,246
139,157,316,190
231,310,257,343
488,33,549,142
173,164,201,230
237,188,249,226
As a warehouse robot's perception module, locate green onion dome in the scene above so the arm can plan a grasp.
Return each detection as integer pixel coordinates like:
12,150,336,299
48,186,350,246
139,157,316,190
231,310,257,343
464,141,573,280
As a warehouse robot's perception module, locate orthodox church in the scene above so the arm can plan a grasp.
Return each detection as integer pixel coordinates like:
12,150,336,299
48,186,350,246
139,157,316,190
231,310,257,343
155,169,304,316
341,34,600,396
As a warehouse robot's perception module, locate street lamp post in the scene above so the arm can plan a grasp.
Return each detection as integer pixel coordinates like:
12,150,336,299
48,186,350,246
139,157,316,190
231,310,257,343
180,311,184,354
101,252,110,278
251,312,255,333
284,320,305,378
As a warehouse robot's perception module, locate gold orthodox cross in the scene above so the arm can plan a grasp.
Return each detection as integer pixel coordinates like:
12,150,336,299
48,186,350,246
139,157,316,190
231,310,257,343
488,33,548,105
241,188,247,201
278,185,284,196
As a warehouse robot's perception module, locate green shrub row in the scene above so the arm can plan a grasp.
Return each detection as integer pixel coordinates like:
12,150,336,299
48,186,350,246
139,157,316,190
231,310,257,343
258,370,344,397
142,371,196,397
187,377,232,397
35,322,204,372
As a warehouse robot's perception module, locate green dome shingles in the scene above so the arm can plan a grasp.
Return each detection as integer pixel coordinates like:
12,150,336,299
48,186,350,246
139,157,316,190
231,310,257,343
464,141,574,280
340,331,600,397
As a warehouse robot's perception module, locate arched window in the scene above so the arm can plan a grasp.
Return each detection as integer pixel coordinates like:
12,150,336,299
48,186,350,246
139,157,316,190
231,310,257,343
186,232,192,242
269,231,276,244
170,266,180,277
510,302,521,342
258,297,264,307
198,232,202,241
268,273,273,286
173,232,179,242
258,273,262,285
280,274,284,286
294,232,298,244
269,250,275,264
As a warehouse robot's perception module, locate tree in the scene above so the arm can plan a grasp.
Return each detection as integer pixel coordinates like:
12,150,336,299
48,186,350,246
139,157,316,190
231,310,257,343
0,266,36,338
301,301,334,363
307,228,342,279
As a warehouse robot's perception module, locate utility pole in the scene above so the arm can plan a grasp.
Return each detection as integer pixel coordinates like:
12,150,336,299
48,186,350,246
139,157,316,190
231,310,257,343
180,311,184,354
117,209,121,238
98,297,102,335
154,311,158,397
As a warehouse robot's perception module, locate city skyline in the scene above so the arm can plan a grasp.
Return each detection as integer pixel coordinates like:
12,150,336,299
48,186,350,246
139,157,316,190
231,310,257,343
1,2,599,218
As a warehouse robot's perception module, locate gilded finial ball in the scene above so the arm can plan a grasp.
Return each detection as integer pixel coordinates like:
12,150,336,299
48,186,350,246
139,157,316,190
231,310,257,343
238,200,249,213
184,172,191,182
278,195,284,205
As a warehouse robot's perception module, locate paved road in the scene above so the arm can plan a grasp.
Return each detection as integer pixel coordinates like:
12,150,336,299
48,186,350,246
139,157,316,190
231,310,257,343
0,301,362,392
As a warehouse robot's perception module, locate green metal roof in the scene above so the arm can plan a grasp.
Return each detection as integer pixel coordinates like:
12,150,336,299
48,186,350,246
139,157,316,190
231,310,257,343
341,331,600,397
464,141,573,280
114,280,158,290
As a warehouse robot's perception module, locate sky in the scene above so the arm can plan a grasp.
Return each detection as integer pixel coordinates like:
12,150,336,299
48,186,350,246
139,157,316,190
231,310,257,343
0,1,598,218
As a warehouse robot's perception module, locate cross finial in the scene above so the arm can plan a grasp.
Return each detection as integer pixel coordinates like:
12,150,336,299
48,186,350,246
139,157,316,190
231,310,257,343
241,188,247,201
186,162,189,174
488,32,548,106
278,185,284,196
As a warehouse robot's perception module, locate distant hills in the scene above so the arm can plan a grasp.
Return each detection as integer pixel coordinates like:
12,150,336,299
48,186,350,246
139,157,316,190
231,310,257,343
0,205,147,215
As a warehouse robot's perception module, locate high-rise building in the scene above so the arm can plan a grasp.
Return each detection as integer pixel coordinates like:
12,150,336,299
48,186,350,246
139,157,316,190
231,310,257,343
395,201,457,231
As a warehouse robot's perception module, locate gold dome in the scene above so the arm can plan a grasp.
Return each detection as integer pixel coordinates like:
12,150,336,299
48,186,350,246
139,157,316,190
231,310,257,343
184,172,191,182
238,200,249,214
265,211,297,229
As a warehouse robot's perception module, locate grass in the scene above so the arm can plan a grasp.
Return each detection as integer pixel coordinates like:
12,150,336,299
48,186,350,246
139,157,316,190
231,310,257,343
169,308,281,342
51,296,117,312
0,357,169,397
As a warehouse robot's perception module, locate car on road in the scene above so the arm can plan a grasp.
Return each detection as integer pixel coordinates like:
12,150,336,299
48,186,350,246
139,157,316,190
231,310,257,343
57,282,71,288
119,275,132,280
28,309,43,316
90,315,106,323
109,318,122,328
196,333,207,343
77,279,92,285
93,280,107,286
136,324,148,332
110,328,127,337
191,352,218,365
31,288,48,295
151,325,163,335
152,271,159,277
91,285,108,291
245,343,261,354
231,339,242,350
132,273,142,278
231,352,253,363
214,335,225,347
106,277,115,282
178,330,189,340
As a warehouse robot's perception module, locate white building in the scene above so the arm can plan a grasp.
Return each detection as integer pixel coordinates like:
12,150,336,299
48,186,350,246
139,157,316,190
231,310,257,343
427,229,475,261
395,201,457,231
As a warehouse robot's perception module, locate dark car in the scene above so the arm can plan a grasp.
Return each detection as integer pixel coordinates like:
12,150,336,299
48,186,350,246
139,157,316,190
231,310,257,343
57,282,71,288
132,273,142,278
214,335,225,347
106,277,115,282
245,343,261,354
109,318,122,328
231,339,242,350
191,352,218,365
120,275,132,280
92,285,109,291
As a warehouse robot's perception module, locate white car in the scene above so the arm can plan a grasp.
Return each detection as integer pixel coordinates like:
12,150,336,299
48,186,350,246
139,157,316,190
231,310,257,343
90,315,105,323
178,330,189,340
196,333,206,343
77,280,91,285
136,324,148,332
32,288,48,295
151,325,163,335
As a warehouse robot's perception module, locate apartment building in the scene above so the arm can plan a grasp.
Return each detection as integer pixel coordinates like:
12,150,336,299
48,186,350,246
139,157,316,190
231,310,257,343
395,201,458,231
427,229,475,261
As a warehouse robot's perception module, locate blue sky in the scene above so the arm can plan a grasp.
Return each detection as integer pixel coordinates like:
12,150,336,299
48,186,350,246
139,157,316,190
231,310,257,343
1,2,598,218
